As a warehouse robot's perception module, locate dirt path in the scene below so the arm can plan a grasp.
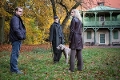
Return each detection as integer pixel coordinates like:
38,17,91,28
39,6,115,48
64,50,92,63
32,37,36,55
0,44,51,52
0,44,120,52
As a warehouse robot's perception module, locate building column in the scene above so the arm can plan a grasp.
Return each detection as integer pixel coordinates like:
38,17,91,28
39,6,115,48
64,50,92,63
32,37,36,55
94,28,99,45
109,12,113,46
82,12,86,45
110,12,113,21
94,12,98,25
94,12,98,45
109,28,114,46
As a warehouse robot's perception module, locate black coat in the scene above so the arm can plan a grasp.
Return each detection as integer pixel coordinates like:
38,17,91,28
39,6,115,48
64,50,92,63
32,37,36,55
69,17,83,50
49,22,64,47
9,14,26,43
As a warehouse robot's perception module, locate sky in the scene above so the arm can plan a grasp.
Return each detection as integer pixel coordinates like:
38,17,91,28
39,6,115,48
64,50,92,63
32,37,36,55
80,0,120,10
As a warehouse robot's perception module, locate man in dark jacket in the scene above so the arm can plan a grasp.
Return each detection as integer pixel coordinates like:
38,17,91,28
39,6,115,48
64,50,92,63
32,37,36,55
49,16,64,63
9,7,26,74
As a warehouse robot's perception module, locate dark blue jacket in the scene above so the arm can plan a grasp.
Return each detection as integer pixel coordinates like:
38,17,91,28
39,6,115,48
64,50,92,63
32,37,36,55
9,14,26,43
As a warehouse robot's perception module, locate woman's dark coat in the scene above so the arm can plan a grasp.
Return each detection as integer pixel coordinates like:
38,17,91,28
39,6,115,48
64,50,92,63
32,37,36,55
9,14,26,43
69,17,83,50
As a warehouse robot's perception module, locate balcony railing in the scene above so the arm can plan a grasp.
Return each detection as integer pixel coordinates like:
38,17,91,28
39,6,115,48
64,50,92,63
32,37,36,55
83,21,120,27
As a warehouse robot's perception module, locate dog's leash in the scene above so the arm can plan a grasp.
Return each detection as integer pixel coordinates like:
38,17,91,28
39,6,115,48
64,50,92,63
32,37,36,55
50,43,54,58
51,47,53,58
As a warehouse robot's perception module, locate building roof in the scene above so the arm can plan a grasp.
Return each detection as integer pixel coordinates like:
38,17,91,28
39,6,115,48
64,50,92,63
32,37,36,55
88,5,120,11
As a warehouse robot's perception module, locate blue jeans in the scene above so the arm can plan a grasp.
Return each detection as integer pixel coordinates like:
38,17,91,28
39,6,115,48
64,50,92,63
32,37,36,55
10,41,21,72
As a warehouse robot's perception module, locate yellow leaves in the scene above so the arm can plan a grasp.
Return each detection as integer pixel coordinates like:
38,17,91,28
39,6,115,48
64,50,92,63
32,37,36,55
22,17,48,44
0,8,11,16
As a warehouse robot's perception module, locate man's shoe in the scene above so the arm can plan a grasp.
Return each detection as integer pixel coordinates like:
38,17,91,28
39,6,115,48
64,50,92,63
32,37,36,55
16,71,23,74
68,69,74,72
78,69,82,71
54,61,59,64
11,71,23,74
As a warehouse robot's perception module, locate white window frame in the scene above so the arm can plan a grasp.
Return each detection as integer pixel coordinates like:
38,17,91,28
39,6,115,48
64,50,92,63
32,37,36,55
99,33,106,44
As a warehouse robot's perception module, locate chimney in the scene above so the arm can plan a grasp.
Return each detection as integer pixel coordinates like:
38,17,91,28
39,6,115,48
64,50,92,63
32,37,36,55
97,2,104,6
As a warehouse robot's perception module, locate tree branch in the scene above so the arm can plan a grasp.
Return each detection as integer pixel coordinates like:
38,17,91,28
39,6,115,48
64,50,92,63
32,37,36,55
56,0,69,14
50,0,57,17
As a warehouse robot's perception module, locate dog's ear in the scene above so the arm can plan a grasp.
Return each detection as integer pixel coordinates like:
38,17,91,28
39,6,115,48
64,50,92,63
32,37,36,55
61,44,64,47
59,44,63,49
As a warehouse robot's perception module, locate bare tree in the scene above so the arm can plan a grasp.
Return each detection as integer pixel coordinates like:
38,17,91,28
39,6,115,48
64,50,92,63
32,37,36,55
50,0,83,29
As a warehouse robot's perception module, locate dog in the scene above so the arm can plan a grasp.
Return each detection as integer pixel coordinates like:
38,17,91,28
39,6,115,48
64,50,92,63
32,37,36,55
57,44,71,64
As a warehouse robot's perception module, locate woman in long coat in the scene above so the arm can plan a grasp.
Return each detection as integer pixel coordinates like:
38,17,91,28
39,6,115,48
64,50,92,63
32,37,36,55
49,16,64,63
69,9,83,72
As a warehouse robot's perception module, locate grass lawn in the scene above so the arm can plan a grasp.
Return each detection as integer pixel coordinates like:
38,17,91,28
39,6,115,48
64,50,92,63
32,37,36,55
0,47,120,80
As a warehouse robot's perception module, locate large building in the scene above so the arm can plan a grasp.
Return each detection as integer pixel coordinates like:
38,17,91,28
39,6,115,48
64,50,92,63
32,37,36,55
82,2,120,46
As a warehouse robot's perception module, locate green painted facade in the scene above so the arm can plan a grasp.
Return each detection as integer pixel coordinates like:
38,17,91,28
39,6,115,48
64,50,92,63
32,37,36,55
82,4,120,46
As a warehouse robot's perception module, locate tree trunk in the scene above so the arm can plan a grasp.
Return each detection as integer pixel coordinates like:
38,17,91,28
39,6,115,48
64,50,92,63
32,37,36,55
61,12,71,29
0,16,5,44
50,0,57,17
61,2,81,29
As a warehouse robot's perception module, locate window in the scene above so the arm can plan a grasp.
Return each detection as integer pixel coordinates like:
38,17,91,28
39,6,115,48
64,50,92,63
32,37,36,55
113,30,118,39
100,34,105,43
87,31,91,39
99,15,105,21
100,16,104,21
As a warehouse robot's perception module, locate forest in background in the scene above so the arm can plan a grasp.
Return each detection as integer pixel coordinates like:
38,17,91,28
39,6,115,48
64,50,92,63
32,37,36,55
0,0,116,45
0,0,82,44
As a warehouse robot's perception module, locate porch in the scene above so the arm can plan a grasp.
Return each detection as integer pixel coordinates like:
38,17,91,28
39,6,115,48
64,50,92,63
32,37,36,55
83,21,120,27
